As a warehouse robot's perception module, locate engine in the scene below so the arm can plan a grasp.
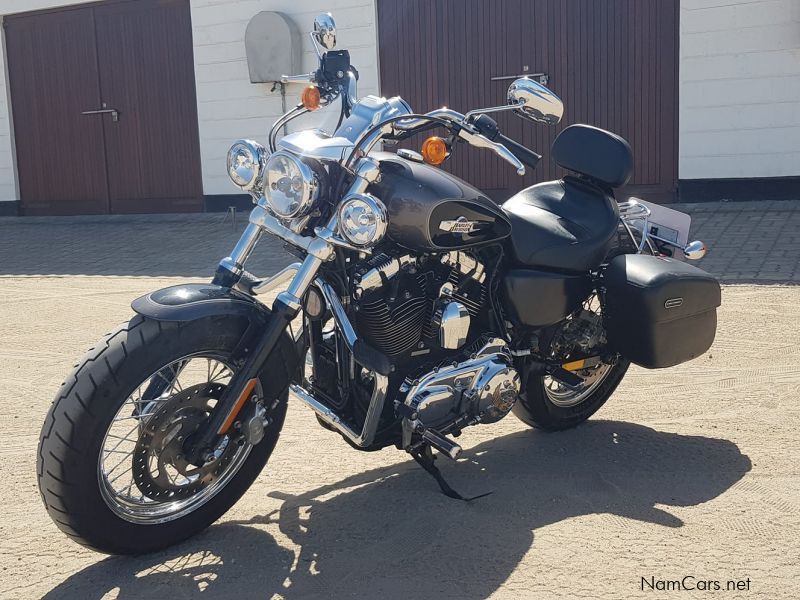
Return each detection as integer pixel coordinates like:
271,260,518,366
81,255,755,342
348,250,520,448
400,337,520,442
352,250,488,360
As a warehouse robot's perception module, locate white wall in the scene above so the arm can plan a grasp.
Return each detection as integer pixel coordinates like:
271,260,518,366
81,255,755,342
190,0,380,196
680,0,800,179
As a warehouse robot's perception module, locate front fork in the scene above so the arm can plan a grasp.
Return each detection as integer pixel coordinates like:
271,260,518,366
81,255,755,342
188,159,383,463
187,204,336,464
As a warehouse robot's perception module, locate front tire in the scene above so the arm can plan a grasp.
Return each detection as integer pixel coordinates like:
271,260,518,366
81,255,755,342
37,314,294,555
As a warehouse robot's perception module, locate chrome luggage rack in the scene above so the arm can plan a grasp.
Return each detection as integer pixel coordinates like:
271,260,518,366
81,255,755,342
617,198,708,260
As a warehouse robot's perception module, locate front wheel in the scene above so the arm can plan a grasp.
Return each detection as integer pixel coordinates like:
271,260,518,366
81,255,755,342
37,314,294,555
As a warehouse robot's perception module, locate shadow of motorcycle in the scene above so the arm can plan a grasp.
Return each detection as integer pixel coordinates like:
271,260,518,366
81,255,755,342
44,420,751,600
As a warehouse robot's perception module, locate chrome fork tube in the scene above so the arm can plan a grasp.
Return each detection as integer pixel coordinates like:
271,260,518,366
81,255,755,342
277,238,331,311
213,222,262,286
229,222,262,269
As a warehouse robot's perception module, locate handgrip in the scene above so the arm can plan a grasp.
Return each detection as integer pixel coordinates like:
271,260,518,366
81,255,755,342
497,133,542,169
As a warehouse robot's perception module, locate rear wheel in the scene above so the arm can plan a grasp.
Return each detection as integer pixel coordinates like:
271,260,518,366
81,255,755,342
513,356,629,431
512,295,630,431
37,314,294,555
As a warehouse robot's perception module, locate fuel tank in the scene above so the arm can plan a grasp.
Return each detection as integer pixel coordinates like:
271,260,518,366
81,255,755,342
369,152,511,252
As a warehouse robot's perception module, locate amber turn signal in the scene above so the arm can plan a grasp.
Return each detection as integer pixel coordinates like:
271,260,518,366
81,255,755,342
421,136,449,166
301,85,322,111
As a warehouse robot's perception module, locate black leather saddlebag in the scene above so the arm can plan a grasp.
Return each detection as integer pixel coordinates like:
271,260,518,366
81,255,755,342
603,254,721,368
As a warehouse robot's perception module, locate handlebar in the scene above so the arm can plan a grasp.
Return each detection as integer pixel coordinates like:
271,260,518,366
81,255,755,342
496,133,541,170
457,128,526,175
280,50,535,176
393,109,531,175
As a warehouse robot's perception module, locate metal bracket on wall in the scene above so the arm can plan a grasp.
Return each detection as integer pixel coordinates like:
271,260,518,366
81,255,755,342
81,107,119,122
491,73,549,85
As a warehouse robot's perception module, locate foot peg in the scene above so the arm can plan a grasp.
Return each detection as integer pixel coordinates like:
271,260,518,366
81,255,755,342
420,428,462,460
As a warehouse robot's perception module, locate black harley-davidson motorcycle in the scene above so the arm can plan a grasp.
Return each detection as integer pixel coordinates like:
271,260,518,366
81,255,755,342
38,13,721,554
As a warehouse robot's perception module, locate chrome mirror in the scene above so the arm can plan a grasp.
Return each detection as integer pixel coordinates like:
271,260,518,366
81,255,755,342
508,78,564,125
312,13,337,50
683,240,708,261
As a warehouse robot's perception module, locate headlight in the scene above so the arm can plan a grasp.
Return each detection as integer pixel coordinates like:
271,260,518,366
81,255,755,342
226,139,266,191
337,193,388,247
264,151,320,219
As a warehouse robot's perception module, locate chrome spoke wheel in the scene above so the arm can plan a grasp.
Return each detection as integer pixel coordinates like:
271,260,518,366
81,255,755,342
543,359,616,408
97,354,253,524
543,294,616,408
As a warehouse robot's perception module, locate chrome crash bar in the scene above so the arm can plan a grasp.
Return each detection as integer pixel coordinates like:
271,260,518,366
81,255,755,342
290,376,388,448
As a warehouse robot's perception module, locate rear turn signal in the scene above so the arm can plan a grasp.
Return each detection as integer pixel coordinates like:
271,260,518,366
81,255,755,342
301,85,321,111
421,136,449,166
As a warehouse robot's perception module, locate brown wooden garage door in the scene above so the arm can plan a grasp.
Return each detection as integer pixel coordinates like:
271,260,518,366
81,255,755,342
377,0,678,203
5,0,203,215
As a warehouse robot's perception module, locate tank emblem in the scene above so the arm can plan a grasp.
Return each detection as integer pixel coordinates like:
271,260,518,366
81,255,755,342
439,216,482,233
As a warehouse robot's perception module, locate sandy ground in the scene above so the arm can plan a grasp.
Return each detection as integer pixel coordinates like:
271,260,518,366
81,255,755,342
0,277,798,599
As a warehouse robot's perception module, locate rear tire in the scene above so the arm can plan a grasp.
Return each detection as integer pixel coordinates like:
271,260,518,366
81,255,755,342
37,314,294,555
512,358,629,431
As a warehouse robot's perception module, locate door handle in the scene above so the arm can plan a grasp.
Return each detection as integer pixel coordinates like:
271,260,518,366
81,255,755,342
82,108,120,122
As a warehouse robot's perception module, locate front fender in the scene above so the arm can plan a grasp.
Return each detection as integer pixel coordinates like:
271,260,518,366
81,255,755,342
132,283,303,378
131,283,269,323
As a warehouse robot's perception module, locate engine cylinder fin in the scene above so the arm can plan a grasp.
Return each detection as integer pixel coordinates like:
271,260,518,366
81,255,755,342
357,295,428,356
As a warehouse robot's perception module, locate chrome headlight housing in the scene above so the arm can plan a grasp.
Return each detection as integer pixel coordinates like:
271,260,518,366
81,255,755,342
226,139,267,192
337,193,388,247
264,151,320,219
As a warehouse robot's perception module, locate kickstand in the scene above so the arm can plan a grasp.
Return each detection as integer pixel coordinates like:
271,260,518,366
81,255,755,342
410,444,492,502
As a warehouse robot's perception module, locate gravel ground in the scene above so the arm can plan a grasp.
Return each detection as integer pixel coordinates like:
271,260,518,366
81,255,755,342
1,277,798,599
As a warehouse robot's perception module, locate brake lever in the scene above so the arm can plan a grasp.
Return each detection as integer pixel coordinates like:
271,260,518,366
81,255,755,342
457,127,526,176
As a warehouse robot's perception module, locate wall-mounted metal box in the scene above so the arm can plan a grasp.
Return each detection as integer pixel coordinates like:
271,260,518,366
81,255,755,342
245,11,300,83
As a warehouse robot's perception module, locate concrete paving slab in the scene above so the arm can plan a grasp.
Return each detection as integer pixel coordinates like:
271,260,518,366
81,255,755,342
0,279,797,598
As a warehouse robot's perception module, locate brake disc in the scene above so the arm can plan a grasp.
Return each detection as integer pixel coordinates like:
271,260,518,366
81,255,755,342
132,382,240,501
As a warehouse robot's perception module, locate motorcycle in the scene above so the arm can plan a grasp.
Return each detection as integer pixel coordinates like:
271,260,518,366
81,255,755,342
37,13,721,555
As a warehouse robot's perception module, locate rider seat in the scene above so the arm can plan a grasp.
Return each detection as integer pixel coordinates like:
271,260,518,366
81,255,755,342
502,125,633,273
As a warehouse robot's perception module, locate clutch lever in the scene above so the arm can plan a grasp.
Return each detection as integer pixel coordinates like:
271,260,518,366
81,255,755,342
456,127,526,176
